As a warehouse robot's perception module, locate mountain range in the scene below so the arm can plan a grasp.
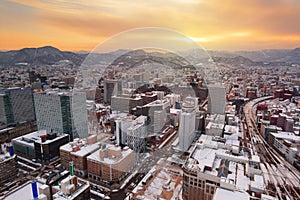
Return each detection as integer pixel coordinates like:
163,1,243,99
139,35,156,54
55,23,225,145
0,46,299,67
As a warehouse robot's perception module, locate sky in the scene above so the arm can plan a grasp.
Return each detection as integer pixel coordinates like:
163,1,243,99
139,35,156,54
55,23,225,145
1,0,300,51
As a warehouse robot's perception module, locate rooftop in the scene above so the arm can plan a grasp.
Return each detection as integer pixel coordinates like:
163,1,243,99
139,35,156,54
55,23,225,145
206,122,225,130
60,141,100,157
12,130,68,147
87,144,133,165
213,188,250,200
185,134,251,192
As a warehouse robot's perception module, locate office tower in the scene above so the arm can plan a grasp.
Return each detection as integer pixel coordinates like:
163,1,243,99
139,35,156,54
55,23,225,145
29,71,38,84
34,90,88,141
141,99,170,135
153,110,166,133
115,116,133,146
0,87,36,126
178,101,196,152
103,79,122,104
127,116,147,154
207,84,226,114
0,93,11,126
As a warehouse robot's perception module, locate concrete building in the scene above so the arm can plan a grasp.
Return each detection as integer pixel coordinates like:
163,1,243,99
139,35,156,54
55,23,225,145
206,122,224,137
0,87,36,127
207,84,226,114
0,144,18,186
178,101,196,152
141,99,170,135
53,176,90,200
111,95,131,113
4,177,90,200
114,116,134,146
267,132,300,164
60,135,100,177
182,135,264,200
103,79,122,104
12,130,69,164
87,144,134,184
34,90,88,141
127,116,147,155
205,114,226,126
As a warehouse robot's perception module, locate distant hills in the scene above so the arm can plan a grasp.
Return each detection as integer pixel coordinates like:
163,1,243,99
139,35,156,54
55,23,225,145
0,46,85,66
107,49,193,69
0,46,299,67
210,48,300,64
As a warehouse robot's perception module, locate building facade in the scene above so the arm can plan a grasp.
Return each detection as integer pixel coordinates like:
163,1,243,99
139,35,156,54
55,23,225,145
103,79,122,105
0,87,36,127
60,136,100,177
12,130,69,164
207,84,226,114
87,144,134,184
178,101,196,152
34,90,88,141
0,155,18,186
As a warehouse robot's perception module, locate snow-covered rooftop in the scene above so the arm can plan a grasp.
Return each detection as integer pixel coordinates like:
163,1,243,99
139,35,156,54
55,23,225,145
60,142,100,157
213,188,250,200
87,144,133,165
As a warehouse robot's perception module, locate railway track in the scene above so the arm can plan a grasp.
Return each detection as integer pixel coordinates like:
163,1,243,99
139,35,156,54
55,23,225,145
243,97,300,199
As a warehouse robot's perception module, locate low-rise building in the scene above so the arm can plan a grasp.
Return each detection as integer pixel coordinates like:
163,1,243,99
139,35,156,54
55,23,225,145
60,135,100,177
206,122,224,137
267,132,300,164
0,145,18,186
87,144,135,185
12,130,69,164
182,135,264,200
4,176,90,200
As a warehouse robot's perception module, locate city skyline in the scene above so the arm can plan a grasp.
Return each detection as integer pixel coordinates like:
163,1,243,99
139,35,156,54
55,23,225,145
1,0,300,51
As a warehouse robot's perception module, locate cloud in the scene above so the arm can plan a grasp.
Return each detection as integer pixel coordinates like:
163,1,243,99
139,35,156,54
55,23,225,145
2,0,300,50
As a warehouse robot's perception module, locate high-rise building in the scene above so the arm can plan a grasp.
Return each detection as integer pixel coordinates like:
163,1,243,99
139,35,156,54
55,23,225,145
141,99,170,135
115,116,134,146
207,84,226,114
103,79,122,104
34,90,88,141
0,93,12,126
178,101,196,152
0,87,36,127
127,116,148,156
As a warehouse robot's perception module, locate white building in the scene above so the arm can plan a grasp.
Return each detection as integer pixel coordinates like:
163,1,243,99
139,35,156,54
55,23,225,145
206,122,224,137
34,90,88,141
178,101,196,152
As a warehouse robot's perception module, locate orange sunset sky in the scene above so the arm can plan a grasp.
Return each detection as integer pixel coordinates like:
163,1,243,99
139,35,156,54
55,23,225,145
1,0,300,51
